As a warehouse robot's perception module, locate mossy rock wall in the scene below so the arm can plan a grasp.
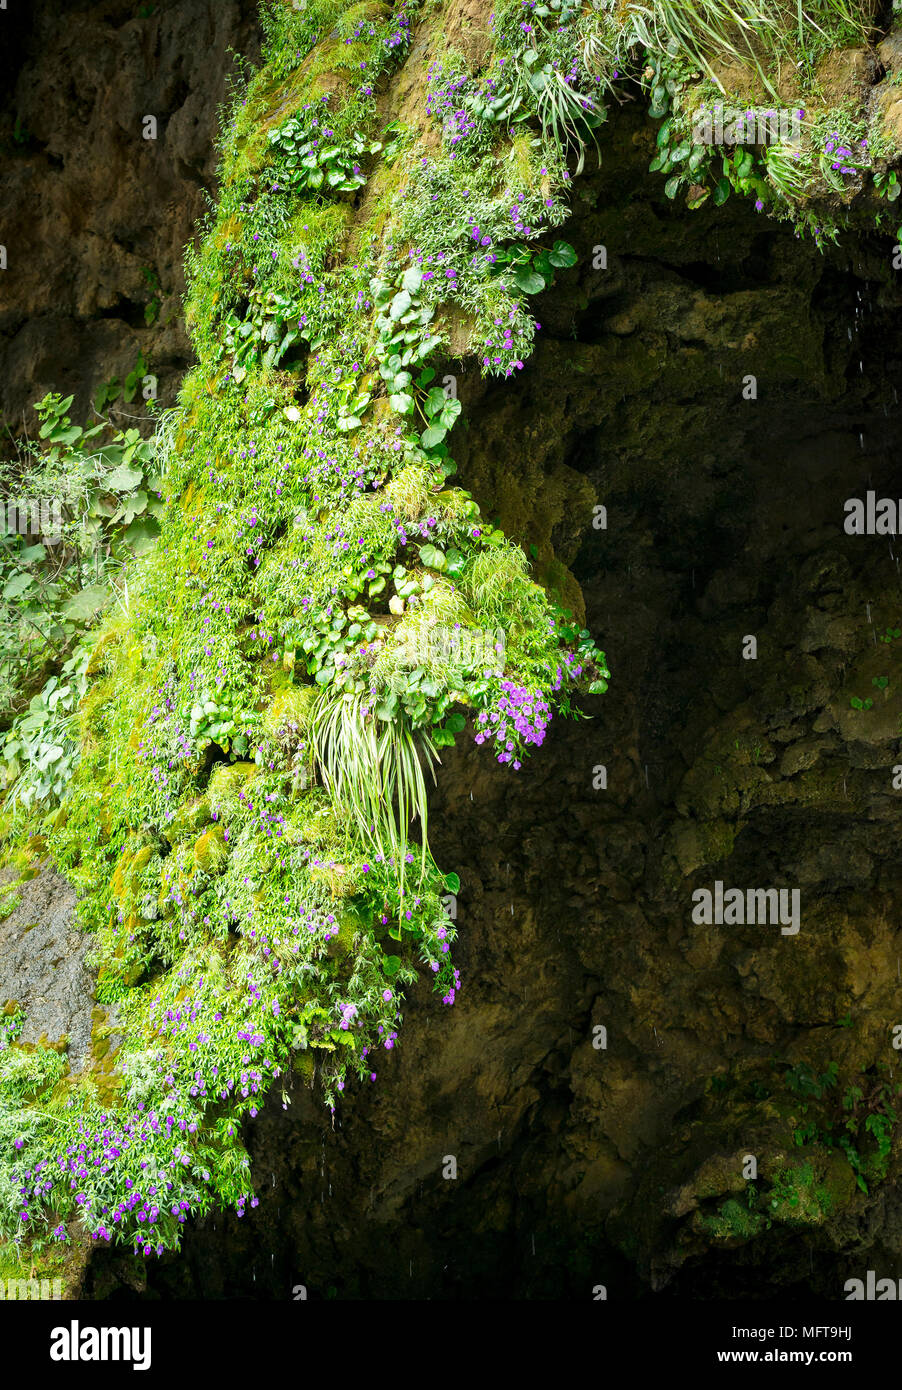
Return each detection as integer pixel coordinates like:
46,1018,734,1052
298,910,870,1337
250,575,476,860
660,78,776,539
5,0,902,1299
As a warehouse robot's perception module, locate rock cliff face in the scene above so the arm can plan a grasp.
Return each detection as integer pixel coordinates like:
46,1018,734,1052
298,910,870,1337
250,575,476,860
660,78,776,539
0,0,260,437
82,105,902,1300
5,2,902,1300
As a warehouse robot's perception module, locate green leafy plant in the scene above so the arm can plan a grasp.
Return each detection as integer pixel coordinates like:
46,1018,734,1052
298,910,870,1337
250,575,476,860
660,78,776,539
874,168,901,202
0,393,162,727
0,645,92,807
469,45,604,172
94,352,151,414
489,238,578,295
219,285,316,382
267,110,381,194
0,1006,24,1048
783,1060,899,1195
371,264,444,390
141,267,163,326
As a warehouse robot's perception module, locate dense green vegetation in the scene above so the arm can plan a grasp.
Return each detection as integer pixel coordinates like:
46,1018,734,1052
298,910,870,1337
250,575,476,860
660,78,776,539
0,0,899,1268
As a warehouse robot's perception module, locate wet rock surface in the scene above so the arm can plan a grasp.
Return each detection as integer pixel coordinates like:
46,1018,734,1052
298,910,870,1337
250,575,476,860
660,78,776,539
0,868,92,1069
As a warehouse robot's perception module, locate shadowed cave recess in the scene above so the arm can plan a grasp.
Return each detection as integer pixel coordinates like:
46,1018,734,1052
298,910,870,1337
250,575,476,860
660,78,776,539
77,102,902,1301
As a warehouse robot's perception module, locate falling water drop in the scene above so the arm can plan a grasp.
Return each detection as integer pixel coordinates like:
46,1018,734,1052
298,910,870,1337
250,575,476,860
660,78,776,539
531,1233,536,1256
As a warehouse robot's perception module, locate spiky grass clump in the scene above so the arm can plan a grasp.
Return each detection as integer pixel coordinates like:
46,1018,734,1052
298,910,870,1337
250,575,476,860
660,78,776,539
309,687,439,910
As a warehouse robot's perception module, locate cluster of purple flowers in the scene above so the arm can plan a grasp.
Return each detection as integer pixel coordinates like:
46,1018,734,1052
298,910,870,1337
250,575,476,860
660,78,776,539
551,651,583,691
474,682,551,768
509,192,535,238
384,0,412,50
137,675,196,821
425,62,476,145
442,967,461,1006
1,1010,23,1048
824,131,867,176
483,305,525,374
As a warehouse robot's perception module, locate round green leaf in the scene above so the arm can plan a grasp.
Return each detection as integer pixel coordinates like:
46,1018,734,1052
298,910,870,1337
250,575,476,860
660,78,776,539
513,267,545,295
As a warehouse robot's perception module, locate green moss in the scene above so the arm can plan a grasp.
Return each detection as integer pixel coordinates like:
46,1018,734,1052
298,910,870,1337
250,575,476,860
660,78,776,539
193,825,229,873
0,1235,75,1295
261,683,317,738
699,1192,767,1243
3,0,898,1274
207,761,259,815
167,796,212,841
0,881,22,921
0,0,628,1262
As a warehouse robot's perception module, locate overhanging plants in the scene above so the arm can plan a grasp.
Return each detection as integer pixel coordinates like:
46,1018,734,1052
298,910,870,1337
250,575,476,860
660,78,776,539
4,0,900,1273
6,0,896,1268
0,0,624,1262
